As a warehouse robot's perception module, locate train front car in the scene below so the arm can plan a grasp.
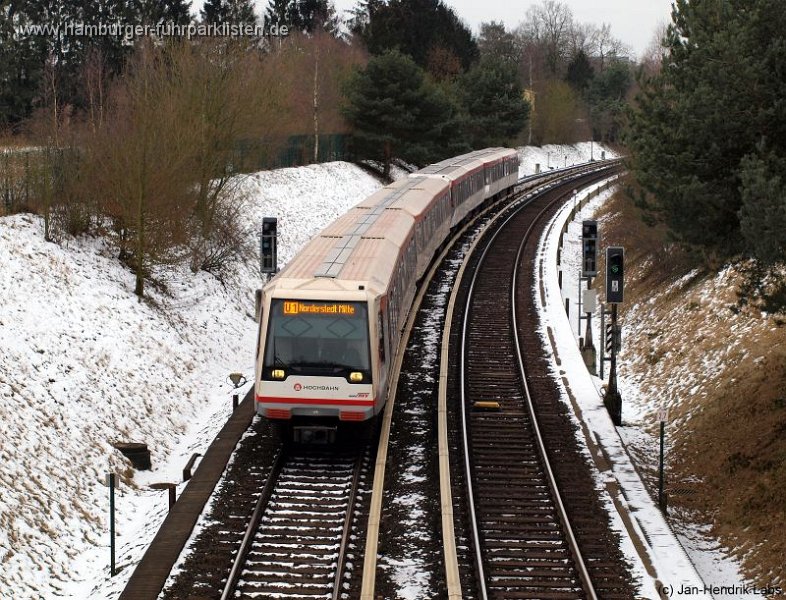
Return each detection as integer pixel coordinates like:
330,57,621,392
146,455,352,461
253,152,517,443
256,289,377,439
254,177,447,442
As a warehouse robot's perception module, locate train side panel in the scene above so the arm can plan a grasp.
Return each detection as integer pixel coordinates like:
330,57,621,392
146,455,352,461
255,147,523,429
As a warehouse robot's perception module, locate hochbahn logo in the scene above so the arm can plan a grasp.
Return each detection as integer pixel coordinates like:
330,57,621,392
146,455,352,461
293,383,340,392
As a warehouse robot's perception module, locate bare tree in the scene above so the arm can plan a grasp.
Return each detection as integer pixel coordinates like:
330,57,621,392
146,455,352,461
640,22,669,76
85,42,194,298
568,22,594,58
521,0,575,75
82,48,109,133
589,23,630,71
274,31,366,158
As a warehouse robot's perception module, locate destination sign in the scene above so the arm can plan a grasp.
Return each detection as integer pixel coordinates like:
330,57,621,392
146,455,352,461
283,301,357,316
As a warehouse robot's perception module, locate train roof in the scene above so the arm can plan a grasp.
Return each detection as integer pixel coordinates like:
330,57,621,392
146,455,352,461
414,147,518,180
263,148,519,299
265,176,449,298
355,176,448,217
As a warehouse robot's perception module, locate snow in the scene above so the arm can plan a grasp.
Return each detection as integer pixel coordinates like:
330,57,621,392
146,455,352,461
0,161,384,600
518,141,616,177
538,178,763,598
0,144,655,600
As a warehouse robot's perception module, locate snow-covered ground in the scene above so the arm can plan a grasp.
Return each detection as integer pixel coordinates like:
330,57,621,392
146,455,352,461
0,145,617,600
549,184,764,598
0,161,381,599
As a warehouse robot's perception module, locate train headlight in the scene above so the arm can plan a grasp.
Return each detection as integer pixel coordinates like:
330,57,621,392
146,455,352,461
272,369,285,380
349,372,363,383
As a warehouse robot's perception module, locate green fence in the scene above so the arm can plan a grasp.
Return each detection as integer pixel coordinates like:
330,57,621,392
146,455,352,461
230,134,352,173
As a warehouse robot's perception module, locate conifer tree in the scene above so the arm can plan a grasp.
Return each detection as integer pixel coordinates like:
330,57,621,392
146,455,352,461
460,58,530,148
342,50,465,177
565,50,593,92
0,4,46,126
265,0,338,35
355,0,478,71
627,0,764,251
135,0,192,27
202,0,257,27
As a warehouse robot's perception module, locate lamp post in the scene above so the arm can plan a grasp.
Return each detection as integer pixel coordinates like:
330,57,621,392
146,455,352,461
228,372,248,410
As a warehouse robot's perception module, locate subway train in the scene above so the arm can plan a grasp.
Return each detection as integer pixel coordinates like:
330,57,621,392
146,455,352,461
253,148,519,440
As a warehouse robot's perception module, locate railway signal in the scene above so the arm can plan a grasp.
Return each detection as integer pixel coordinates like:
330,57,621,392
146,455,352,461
602,247,624,425
579,221,599,374
259,217,278,275
605,246,624,303
581,220,598,277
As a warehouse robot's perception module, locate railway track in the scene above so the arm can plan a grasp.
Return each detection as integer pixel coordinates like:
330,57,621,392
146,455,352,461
128,160,630,600
443,168,636,599
221,445,369,599
364,163,628,600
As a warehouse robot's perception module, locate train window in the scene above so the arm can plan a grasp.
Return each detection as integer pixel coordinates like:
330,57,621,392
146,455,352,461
378,311,386,363
263,300,372,379
255,306,264,361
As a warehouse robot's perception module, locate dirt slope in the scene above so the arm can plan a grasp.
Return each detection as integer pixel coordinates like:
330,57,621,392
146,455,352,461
594,186,786,589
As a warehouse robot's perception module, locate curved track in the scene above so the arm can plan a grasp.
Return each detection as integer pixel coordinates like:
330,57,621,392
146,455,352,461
126,160,629,600
446,168,636,599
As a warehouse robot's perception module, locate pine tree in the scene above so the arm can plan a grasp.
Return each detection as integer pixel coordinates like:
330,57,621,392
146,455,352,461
627,0,769,251
477,21,518,67
0,4,46,126
202,0,256,27
134,0,192,27
565,50,593,91
738,151,786,264
342,50,465,177
460,58,530,148
265,0,338,35
587,60,630,142
358,0,478,71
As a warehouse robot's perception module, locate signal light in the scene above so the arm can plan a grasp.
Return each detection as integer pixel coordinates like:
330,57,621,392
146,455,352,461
582,220,598,277
606,246,624,303
259,217,278,275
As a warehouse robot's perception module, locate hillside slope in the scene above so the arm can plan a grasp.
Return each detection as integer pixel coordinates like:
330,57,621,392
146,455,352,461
0,162,383,599
595,189,786,591
0,144,613,599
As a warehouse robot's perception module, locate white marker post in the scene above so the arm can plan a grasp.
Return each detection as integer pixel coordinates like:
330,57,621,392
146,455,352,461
658,407,669,513
105,472,116,576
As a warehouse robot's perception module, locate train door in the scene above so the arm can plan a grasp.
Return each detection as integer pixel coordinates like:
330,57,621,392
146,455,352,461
376,296,391,407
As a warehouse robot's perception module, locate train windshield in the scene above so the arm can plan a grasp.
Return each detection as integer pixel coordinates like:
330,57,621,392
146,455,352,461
264,299,371,377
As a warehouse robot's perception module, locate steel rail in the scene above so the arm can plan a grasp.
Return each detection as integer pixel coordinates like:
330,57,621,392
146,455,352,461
509,189,602,600
333,454,364,600
361,159,621,600
219,448,285,600
358,179,518,600
457,172,616,600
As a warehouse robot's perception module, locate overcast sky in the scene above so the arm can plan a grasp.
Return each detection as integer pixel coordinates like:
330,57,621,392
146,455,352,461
334,0,675,60
193,0,675,61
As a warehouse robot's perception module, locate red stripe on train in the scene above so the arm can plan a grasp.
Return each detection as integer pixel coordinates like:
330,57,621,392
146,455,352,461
256,395,375,406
